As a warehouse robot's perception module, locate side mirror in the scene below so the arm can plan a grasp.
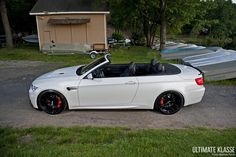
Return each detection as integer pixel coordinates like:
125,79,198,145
87,73,93,80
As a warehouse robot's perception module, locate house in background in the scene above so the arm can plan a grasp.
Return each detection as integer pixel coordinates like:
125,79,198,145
30,0,109,53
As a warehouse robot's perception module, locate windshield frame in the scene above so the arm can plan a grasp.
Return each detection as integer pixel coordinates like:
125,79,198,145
77,55,110,76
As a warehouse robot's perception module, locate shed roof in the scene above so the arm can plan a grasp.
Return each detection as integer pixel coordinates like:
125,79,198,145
30,0,109,15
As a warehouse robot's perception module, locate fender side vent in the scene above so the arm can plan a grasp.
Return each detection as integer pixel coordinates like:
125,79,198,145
67,87,77,91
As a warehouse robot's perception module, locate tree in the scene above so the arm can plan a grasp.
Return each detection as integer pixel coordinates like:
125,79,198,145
108,0,160,47
159,0,167,50
108,0,200,48
138,0,160,47
6,0,36,33
159,0,200,50
0,0,13,48
207,0,236,38
182,0,236,49
107,0,127,32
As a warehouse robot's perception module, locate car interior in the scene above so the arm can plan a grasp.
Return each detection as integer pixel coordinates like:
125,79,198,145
92,59,181,78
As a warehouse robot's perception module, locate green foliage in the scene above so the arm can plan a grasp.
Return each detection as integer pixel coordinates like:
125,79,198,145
0,127,236,157
136,0,160,46
106,0,125,31
107,0,160,47
112,32,124,41
186,0,236,41
131,32,145,46
107,0,204,47
107,0,236,49
166,0,200,34
211,0,236,38
5,0,36,33
226,36,236,49
205,78,236,86
1,0,236,49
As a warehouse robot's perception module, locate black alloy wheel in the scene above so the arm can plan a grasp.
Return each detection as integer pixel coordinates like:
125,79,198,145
155,91,184,115
37,91,67,115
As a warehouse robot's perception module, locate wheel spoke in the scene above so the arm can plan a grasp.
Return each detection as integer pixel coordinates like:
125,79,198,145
158,92,183,115
38,92,65,114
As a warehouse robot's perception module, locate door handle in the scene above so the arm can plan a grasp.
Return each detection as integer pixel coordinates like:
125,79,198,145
125,81,136,85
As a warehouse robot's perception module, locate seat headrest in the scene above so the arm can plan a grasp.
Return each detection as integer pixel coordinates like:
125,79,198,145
150,59,158,66
129,62,136,76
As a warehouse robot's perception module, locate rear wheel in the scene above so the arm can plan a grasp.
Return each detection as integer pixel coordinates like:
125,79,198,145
155,91,184,115
37,91,67,115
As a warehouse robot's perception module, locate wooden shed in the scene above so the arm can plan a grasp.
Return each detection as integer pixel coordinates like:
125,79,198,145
30,0,109,53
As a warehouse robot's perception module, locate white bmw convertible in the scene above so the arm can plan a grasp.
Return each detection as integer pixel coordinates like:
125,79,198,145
29,54,205,115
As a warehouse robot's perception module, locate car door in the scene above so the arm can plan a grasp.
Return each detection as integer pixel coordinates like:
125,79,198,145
78,76,138,108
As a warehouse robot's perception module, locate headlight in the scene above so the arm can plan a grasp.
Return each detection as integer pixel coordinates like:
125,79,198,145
30,84,38,92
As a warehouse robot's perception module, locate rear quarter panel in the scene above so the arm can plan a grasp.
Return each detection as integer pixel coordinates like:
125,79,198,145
133,75,186,109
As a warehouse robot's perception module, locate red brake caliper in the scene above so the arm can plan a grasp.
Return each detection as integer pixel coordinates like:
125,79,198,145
160,98,165,107
57,97,62,108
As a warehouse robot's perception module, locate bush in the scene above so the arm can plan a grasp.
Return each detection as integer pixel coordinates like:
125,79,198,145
225,36,236,50
131,32,145,46
112,32,124,41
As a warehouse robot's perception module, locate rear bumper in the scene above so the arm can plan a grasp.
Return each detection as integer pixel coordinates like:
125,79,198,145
184,86,205,106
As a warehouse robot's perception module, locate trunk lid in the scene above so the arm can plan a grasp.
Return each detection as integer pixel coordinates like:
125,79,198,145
174,64,204,80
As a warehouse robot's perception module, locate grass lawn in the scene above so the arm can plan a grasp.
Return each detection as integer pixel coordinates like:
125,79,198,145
205,79,236,86
0,127,235,157
0,45,167,66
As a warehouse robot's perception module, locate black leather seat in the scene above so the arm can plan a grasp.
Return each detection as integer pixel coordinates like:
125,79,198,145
129,62,136,76
149,59,165,74
149,59,158,73
120,62,136,77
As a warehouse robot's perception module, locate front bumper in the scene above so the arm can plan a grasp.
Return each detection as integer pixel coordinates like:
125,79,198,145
29,88,41,109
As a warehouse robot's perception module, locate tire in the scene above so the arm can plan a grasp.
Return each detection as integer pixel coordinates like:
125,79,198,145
37,90,67,115
154,91,184,115
90,53,96,59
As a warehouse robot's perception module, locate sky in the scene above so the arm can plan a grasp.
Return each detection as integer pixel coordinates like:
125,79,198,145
233,0,236,4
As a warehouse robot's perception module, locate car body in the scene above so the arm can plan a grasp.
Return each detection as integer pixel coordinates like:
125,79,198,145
29,54,205,115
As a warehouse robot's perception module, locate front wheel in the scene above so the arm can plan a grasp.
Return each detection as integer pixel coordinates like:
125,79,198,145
37,91,67,115
154,91,184,115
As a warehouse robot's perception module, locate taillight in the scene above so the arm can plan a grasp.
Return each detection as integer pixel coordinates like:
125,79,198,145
195,77,204,85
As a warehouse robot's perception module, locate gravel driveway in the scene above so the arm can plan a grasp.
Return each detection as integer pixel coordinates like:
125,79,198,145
0,60,235,128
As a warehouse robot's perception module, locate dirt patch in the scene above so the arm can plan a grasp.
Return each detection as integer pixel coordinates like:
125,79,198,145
18,134,34,144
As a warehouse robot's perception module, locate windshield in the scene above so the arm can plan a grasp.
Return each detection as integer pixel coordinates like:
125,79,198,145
77,57,107,75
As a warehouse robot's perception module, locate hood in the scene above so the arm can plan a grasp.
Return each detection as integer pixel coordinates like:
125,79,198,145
36,65,83,80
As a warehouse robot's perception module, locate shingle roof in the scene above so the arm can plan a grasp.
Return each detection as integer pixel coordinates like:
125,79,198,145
30,0,109,15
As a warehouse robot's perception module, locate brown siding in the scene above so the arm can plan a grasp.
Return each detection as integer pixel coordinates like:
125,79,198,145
55,25,72,44
36,14,107,51
71,24,87,43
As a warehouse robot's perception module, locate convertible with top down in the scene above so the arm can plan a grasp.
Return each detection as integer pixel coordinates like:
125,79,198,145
29,54,205,115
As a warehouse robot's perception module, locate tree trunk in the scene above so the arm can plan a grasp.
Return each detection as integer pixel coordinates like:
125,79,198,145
0,0,13,48
143,19,157,47
159,0,167,51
